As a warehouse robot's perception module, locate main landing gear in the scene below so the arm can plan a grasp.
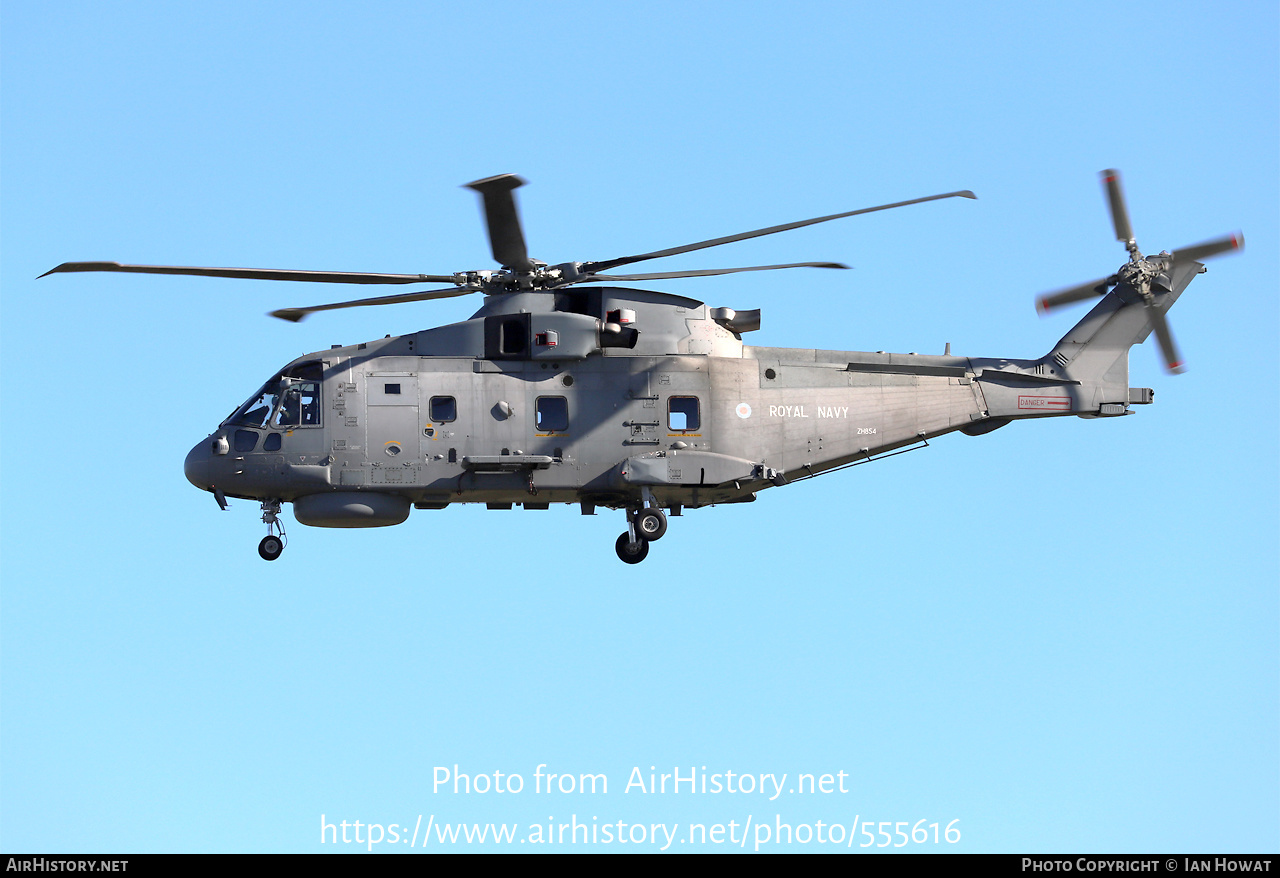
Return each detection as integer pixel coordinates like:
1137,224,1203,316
614,502,668,564
615,531,649,564
258,499,286,561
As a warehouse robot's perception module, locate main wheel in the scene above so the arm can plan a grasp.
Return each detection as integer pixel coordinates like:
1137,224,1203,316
615,532,649,564
636,508,667,541
258,535,284,561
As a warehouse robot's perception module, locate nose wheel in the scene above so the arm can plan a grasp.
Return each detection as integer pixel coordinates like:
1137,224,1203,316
614,504,667,564
258,499,286,561
258,534,284,561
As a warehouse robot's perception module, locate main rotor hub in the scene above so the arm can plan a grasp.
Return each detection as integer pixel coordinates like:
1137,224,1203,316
464,260,590,293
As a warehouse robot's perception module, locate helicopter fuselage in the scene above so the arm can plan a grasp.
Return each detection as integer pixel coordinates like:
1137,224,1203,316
183,281,1154,537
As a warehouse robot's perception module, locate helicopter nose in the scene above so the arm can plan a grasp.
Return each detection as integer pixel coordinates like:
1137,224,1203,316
184,439,212,491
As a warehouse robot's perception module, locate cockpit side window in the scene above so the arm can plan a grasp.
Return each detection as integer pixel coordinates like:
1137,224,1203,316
272,380,320,427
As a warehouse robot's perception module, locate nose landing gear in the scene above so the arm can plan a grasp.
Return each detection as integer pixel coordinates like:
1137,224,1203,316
258,499,286,561
258,534,284,561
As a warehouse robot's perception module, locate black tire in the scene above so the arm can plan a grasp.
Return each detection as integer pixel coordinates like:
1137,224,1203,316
636,508,667,541
258,535,284,561
615,532,649,564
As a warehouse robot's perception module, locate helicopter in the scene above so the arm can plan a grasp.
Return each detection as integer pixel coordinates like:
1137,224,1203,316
40,170,1242,563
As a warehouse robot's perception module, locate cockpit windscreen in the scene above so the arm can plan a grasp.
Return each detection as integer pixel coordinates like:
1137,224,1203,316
225,361,323,429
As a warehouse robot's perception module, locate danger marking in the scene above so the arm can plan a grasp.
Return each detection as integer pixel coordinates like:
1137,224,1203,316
1018,395,1071,411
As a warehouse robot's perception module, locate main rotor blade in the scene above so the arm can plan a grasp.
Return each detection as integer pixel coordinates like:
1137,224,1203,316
269,286,477,322
580,261,850,283
38,261,457,285
1100,169,1134,243
464,174,535,272
582,190,976,274
1036,276,1115,314
1145,300,1185,373
1170,232,1244,264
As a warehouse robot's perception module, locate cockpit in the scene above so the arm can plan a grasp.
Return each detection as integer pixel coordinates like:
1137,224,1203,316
224,361,323,430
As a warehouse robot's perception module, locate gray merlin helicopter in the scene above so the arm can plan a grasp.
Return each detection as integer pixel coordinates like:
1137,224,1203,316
42,170,1242,562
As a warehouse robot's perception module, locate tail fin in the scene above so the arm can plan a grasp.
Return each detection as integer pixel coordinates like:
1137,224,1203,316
1044,259,1203,393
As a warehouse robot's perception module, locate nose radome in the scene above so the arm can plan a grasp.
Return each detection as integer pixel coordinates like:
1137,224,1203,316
184,439,211,491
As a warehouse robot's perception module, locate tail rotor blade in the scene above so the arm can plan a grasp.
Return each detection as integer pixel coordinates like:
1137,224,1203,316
1171,232,1244,264
464,174,534,272
1100,169,1135,243
1145,301,1185,374
1037,276,1114,314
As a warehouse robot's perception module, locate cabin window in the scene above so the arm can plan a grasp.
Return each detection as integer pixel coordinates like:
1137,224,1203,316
263,433,282,452
384,383,401,395
536,396,569,432
668,396,700,431
430,396,457,422
234,429,259,452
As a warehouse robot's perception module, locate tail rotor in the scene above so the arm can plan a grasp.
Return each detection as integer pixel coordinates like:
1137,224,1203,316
1036,169,1243,374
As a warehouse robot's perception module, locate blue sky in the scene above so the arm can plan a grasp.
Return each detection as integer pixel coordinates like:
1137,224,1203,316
2,0,1276,853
